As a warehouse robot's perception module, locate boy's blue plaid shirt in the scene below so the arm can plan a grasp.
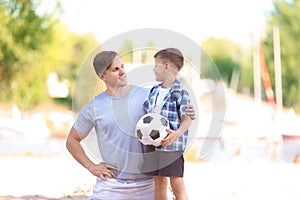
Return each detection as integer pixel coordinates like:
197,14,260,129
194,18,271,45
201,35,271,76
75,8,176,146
143,79,190,152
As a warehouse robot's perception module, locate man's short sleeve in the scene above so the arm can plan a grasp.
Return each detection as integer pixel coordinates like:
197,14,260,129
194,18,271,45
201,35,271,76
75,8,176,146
73,101,96,134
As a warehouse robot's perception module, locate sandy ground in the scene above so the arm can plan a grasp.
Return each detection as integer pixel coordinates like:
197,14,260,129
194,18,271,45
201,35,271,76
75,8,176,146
0,195,88,200
0,151,300,200
0,152,93,200
185,161,300,200
1,100,300,199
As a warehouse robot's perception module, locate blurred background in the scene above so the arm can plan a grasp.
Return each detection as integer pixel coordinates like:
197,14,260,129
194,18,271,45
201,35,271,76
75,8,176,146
0,0,300,199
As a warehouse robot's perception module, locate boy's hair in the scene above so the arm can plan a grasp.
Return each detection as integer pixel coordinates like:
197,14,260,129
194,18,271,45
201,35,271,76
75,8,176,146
154,48,184,70
93,51,118,75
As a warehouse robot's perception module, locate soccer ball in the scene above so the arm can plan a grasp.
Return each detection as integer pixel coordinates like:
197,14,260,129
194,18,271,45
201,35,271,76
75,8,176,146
135,113,169,146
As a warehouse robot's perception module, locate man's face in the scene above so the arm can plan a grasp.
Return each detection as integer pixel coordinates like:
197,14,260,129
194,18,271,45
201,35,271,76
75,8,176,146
102,56,127,87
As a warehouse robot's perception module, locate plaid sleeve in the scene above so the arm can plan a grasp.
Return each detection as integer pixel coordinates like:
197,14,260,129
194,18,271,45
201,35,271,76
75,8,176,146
178,89,190,118
143,98,151,112
143,86,155,113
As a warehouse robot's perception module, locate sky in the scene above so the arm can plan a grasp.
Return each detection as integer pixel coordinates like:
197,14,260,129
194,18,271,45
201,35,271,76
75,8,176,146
56,0,274,48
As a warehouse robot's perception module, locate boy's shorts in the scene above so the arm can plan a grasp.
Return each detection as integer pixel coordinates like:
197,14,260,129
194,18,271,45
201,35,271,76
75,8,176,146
142,149,184,177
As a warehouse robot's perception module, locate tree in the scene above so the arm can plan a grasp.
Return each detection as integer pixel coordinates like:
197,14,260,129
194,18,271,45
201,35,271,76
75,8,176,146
119,40,133,63
264,0,300,111
0,0,59,107
0,0,99,109
201,37,251,92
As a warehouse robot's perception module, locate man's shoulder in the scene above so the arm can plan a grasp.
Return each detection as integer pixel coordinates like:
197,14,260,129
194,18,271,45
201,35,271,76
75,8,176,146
131,85,151,93
79,98,95,112
82,92,107,108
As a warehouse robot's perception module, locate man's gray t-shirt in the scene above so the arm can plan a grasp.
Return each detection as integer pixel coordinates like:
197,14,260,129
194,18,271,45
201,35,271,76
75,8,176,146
73,85,150,180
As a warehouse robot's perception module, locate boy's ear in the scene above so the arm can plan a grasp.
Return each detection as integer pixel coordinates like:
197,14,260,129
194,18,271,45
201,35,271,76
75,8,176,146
165,63,171,70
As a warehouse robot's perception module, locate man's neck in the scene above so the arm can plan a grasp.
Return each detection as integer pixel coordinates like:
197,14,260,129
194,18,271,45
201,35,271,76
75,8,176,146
106,85,131,96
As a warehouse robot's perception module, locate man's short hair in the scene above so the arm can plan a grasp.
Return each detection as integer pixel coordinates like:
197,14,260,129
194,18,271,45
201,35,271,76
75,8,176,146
93,51,118,75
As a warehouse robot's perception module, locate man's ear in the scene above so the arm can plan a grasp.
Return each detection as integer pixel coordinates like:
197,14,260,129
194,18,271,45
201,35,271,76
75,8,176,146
98,73,105,81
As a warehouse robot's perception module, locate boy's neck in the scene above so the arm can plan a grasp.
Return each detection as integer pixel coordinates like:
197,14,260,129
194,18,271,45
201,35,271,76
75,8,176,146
161,79,175,88
162,68,178,88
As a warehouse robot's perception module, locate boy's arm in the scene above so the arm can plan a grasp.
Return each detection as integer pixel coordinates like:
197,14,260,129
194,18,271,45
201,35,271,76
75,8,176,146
161,115,192,147
186,105,196,120
177,115,192,135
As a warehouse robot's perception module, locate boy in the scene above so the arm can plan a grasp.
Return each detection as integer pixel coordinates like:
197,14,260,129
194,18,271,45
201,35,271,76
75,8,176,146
143,48,192,200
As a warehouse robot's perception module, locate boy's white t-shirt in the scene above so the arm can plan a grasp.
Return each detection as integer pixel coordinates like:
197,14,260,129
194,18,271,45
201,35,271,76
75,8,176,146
154,86,170,113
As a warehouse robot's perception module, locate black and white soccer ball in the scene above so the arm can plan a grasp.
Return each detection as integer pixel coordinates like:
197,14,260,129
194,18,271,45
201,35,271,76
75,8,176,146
135,113,169,146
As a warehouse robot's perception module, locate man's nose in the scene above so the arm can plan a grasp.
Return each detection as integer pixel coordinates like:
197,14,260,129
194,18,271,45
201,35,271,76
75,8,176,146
120,67,126,74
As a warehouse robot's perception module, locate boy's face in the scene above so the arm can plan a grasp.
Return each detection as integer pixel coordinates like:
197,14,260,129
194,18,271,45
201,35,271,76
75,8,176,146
154,58,167,82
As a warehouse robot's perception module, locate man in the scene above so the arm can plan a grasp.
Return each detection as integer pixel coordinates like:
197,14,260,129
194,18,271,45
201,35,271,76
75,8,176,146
66,51,195,200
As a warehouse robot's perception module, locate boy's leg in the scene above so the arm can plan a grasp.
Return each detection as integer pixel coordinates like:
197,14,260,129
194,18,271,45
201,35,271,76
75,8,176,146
157,152,186,200
169,176,188,200
154,176,169,200
154,151,185,200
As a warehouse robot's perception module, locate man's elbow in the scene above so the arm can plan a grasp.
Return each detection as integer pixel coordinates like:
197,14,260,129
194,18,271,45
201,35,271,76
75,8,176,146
65,128,76,152
65,134,72,152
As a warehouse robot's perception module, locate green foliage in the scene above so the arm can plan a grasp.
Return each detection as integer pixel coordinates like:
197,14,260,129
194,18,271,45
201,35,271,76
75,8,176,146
0,0,58,108
0,0,99,109
264,0,300,111
201,37,251,92
119,40,133,63
142,40,157,63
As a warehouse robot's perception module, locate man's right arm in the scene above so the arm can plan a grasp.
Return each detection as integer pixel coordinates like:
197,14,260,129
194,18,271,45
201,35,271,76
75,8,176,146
66,128,96,171
66,127,118,180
